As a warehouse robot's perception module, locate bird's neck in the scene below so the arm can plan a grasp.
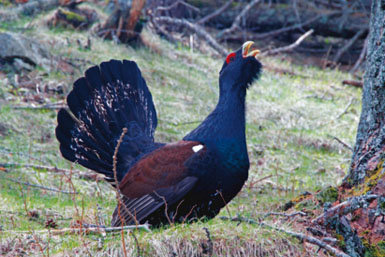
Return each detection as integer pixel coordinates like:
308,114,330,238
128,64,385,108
184,85,247,145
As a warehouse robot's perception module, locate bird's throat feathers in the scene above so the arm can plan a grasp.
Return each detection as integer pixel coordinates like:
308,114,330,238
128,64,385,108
184,81,247,146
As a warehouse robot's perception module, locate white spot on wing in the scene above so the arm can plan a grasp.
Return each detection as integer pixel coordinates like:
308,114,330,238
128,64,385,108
192,144,204,153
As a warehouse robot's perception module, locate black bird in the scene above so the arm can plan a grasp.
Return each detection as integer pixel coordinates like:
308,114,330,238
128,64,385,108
56,41,262,226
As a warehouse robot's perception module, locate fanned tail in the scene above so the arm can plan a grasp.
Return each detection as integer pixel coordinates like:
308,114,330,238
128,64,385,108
56,60,159,183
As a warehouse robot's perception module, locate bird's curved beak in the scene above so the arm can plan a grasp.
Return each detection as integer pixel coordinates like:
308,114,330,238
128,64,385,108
242,41,260,58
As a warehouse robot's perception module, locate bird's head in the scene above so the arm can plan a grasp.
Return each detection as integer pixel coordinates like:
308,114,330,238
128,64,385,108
219,41,262,90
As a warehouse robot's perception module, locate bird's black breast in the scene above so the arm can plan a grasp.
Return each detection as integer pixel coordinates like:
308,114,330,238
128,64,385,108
143,145,249,226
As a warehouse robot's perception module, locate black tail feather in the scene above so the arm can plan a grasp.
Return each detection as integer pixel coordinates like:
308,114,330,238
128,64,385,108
56,60,158,183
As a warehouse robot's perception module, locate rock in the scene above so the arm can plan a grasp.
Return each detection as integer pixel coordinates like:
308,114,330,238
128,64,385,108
0,32,54,72
0,122,9,136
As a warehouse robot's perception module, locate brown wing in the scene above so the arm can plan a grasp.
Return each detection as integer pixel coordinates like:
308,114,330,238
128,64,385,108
111,140,205,226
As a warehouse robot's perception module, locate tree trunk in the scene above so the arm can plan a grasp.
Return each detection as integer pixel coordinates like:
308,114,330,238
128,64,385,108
98,0,146,43
321,2,385,255
344,0,385,188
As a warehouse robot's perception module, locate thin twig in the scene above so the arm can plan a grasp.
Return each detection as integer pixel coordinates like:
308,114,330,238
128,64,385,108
256,211,307,218
112,127,128,257
0,162,102,181
4,177,77,194
3,225,151,235
327,135,353,151
336,98,354,119
11,103,66,110
253,174,273,184
260,30,314,57
220,216,350,257
197,0,233,25
217,190,232,219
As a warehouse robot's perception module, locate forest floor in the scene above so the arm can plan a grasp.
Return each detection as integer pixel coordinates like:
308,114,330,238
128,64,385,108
0,4,363,256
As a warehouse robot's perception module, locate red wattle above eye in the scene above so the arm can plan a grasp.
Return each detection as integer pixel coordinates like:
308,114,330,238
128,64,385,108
226,53,236,64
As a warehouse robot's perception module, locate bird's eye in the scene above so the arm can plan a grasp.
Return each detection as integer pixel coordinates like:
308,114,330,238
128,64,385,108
226,53,236,64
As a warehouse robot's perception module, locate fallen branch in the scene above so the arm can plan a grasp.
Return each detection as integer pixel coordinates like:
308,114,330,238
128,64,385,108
327,135,353,152
269,224,349,257
336,98,354,120
256,211,307,218
150,19,178,44
252,11,340,40
197,0,234,25
252,174,273,184
4,177,77,194
342,80,363,88
260,30,314,57
0,162,103,181
217,0,261,40
154,16,227,56
220,216,350,257
11,102,66,110
351,35,369,73
3,224,151,235
333,29,367,64
311,194,378,225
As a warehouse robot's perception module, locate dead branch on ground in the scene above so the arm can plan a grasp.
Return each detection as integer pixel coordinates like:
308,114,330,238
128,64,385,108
0,162,103,181
336,98,355,119
351,35,369,73
256,211,307,218
333,29,367,64
154,16,227,56
4,177,77,194
220,216,350,257
11,102,66,110
342,80,363,88
252,11,340,40
3,224,151,235
327,135,353,151
311,194,378,225
260,30,314,57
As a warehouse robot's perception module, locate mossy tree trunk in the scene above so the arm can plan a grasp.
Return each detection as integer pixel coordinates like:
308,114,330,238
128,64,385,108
344,0,385,188
310,4,385,256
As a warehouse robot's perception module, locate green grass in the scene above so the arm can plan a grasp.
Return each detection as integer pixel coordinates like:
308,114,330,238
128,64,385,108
0,6,362,256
